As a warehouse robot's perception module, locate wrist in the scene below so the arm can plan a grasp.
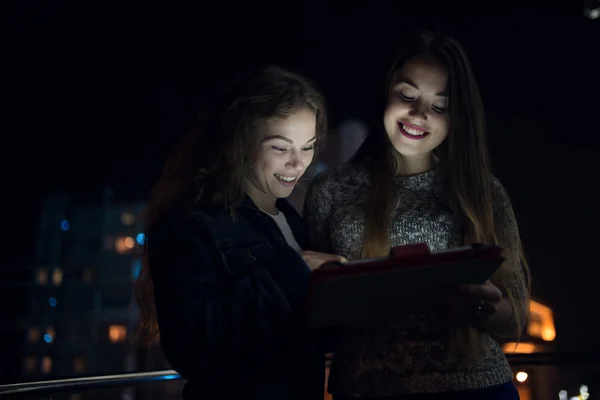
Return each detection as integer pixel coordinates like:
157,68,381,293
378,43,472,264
481,298,517,336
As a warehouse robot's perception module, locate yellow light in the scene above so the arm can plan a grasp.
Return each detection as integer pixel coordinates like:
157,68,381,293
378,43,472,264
528,300,556,341
120,212,135,226
28,327,40,343
23,356,36,372
515,371,528,382
52,268,63,286
108,325,127,343
115,236,135,254
542,326,556,341
73,357,87,374
124,237,135,249
41,356,52,374
502,342,536,354
37,268,48,285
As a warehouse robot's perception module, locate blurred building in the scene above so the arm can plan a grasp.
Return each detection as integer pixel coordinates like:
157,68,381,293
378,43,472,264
499,299,556,400
21,187,179,398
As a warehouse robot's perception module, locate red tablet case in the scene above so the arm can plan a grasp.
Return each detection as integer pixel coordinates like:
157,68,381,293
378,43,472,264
306,243,504,329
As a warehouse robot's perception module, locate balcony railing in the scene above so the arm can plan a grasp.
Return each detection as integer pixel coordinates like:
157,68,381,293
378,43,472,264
0,370,181,398
1,352,599,399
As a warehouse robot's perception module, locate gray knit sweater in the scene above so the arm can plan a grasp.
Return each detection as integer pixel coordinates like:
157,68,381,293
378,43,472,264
304,164,527,397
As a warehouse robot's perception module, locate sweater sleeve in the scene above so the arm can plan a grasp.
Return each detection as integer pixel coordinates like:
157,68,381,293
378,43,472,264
492,178,529,300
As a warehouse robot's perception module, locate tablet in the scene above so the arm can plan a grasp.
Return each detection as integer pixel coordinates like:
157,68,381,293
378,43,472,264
306,243,503,329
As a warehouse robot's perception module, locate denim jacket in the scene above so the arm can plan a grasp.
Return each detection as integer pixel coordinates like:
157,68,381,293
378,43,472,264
146,196,324,400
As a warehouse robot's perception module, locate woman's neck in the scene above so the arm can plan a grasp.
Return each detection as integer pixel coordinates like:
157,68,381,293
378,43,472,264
244,179,277,214
393,151,437,176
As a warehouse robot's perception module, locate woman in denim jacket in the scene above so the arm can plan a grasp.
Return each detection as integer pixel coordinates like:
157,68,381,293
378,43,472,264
135,66,344,400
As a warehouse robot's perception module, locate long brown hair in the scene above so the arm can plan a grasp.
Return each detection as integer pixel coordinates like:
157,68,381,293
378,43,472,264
134,66,328,345
352,30,530,359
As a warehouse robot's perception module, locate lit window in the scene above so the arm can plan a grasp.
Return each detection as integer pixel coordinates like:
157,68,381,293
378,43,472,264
28,327,40,343
108,325,127,343
73,357,87,374
52,268,63,286
528,300,556,341
502,342,537,354
115,236,135,254
82,268,94,283
41,356,52,374
23,356,36,372
37,269,48,285
61,220,70,231
121,212,135,226
136,233,145,245
44,327,55,343
48,297,57,307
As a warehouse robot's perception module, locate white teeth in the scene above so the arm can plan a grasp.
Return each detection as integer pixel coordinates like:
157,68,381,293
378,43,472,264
401,123,426,136
275,174,296,182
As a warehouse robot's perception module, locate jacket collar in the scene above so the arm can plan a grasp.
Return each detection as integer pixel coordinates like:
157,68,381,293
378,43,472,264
241,195,306,249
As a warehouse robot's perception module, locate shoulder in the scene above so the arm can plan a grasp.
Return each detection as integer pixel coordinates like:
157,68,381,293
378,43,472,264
491,176,507,195
490,176,513,209
308,163,368,196
149,203,247,245
489,176,519,235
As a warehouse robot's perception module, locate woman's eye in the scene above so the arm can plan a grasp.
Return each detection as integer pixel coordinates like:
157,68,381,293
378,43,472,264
398,92,415,101
271,146,287,152
302,145,315,152
432,105,448,113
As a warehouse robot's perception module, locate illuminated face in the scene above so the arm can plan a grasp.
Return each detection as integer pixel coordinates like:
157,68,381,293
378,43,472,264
245,108,317,208
383,55,449,171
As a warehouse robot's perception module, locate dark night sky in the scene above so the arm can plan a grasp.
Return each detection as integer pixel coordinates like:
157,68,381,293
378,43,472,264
4,1,600,356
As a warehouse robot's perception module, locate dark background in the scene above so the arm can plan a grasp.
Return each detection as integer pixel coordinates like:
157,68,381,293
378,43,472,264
3,0,599,383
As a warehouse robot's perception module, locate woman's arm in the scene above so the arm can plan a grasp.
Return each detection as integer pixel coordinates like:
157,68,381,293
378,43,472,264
480,296,528,338
470,179,529,338
487,178,530,338
444,179,529,339
448,281,528,338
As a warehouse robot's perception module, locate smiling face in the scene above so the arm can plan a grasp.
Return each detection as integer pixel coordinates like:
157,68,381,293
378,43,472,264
383,55,450,173
244,107,317,212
